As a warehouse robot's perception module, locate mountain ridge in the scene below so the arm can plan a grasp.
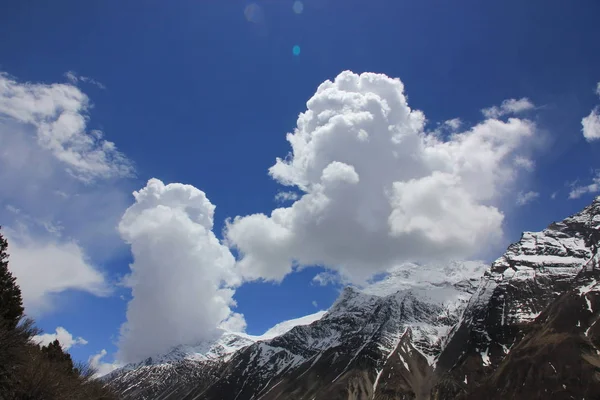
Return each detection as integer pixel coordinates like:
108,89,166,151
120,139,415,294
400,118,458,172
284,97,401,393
107,196,600,400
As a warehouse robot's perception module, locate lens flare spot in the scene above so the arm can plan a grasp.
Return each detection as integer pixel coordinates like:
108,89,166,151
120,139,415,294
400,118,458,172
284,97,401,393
293,1,304,14
293,45,301,56
244,3,263,23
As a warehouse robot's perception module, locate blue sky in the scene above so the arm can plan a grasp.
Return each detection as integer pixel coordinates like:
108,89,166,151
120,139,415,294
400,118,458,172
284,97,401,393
1,0,599,369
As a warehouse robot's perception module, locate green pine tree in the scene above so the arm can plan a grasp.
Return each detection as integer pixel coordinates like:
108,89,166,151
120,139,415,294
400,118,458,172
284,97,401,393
41,339,77,375
0,228,24,330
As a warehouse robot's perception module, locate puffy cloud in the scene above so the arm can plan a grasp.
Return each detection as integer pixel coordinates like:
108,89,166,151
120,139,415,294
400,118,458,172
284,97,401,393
482,97,535,119
516,190,540,206
5,227,109,315
0,72,131,182
219,312,247,332
32,326,88,350
582,81,600,142
569,171,600,199
117,179,242,363
88,349,121,378
226,71,537,283
582,108,600,141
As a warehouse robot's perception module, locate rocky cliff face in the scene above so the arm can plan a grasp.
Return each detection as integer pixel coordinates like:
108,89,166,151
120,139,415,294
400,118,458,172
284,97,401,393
433,197,600,400
107,197,600,400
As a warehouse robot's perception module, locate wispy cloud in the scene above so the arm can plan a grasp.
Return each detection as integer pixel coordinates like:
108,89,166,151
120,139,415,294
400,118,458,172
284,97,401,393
4,226,110,315
0,72,132,182
516,190,540,206
275,191,299,203
569,171,600,199
64,70,107,90
0,71,132,315
88,349,121,378
444,118,462,130
514,156,535,171
482,98,535,119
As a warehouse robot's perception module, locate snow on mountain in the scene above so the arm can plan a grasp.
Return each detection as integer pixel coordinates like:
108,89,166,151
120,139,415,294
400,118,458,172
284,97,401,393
114,309,328,373
361,260,486,312
108,260,486,399
473,197,597,324
434,196,600,399
256,310,327,340
106,196,600,400
189,261,486,400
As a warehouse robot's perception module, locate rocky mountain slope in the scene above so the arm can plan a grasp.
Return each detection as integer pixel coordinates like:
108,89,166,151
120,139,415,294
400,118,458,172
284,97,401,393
107,197,600,400
433,197,600,399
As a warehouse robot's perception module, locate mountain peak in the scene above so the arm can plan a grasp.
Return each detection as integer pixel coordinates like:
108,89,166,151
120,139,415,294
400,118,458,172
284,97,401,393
107,198,600,400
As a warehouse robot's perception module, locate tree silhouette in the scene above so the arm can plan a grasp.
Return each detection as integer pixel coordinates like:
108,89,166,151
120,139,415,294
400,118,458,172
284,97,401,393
0,227,24,330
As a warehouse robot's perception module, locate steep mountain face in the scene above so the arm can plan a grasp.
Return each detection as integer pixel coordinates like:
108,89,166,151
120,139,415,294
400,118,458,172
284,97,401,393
434,197,600,399
107,262,484,400
107,197,600,400
105,332,255,399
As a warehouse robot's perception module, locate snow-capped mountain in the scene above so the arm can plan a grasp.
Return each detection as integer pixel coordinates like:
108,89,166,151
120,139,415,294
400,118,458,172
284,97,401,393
433,196,600,399
107,197,600,400
107,261,484,399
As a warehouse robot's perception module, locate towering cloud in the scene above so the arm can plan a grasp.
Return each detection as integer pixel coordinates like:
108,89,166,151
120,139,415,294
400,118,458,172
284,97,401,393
117,179,242,363
226,71,537,283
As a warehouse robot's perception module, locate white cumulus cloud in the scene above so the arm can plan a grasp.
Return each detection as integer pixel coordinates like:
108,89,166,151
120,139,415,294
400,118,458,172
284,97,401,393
117,178,242,363
226,71,538,284
32,326,88,350
582,81,600,142
582,108,600,141
482,97,535,119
